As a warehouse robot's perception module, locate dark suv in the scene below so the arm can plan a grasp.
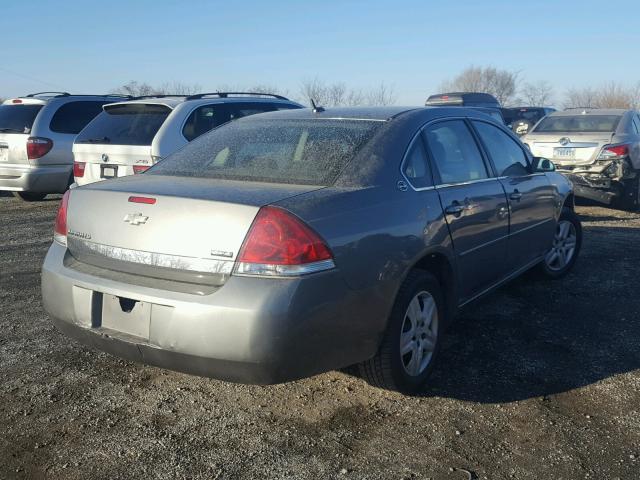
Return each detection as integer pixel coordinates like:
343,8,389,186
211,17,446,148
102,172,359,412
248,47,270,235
503,107,556,136
426,92,506,124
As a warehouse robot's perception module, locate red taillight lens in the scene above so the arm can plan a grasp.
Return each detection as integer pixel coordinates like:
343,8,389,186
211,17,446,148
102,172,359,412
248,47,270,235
73,162,86,178
133,165,150,174
12,99,22,104
26,137,53,159
605,145,628,157
236,206,334,276
54,190,70,245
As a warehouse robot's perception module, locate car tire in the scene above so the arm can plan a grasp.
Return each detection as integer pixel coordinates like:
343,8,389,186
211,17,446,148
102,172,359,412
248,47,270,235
357,270,444,394
12,192,47,202
537,207,582,279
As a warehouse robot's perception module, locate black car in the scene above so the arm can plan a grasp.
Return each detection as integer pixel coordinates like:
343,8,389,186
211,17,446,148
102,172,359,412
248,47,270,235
426,92,506,125
503,107,556,136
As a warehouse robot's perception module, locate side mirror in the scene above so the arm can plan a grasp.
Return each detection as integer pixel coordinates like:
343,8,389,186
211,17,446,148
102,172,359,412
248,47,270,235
532,157,555,172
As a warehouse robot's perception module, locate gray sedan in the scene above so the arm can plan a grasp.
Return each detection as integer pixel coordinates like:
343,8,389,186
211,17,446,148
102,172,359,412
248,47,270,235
41,107,581,393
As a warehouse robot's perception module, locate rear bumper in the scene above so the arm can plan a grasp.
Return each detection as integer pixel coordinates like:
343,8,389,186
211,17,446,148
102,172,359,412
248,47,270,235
563,172,623,204
41,242,381,384
0,163,71,193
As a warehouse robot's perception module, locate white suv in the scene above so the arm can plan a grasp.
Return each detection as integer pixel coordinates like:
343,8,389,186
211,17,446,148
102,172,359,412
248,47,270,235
0,92,130,200
73,92,302,186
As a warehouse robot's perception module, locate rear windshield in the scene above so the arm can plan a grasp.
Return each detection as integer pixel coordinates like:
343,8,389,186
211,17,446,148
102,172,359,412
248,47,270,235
533,115,621,133
506,109,545,123
75,103,171,145
150,118,382,185
0,104,43,134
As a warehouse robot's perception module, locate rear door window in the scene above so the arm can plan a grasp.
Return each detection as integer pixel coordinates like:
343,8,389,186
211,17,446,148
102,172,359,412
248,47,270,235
402,136,432,189
0,104,43,134
473,121,530,176
423,120,488,184
76,103,171,146
50,101,108,134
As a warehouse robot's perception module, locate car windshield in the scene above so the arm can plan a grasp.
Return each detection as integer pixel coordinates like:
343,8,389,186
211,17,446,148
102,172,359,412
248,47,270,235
0,104,43,134
76,103,171,145
533,115,621,133
150,118,382,185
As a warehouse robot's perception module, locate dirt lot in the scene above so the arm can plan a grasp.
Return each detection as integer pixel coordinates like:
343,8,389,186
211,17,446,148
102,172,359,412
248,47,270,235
1,192,639,480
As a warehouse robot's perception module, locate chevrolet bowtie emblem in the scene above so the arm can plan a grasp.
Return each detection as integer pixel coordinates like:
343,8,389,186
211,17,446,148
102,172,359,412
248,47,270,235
123,213,149,226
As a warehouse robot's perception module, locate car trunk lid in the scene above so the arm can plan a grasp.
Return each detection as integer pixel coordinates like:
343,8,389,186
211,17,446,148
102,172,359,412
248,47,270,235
66,175,324,286
526,132,615,167
73,143,154,179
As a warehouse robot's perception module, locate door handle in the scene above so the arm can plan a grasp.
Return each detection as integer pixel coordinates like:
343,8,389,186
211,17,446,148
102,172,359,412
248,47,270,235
445,204,465,214
510,191,523,201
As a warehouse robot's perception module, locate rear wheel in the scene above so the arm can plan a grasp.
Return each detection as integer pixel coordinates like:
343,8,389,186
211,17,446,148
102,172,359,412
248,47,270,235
538,208,581,279
357,270,444,393
12,192,47,202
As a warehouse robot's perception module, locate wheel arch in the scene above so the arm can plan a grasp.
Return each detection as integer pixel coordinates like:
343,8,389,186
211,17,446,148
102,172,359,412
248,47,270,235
409,249,458,326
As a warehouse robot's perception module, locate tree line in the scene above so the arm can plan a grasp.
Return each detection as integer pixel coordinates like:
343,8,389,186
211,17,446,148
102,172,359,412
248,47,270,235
2,69,639,109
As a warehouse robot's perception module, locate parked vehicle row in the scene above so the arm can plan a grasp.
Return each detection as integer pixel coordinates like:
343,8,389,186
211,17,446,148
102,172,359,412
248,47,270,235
41,105,582,393
73,92,302,186
0,91,302,198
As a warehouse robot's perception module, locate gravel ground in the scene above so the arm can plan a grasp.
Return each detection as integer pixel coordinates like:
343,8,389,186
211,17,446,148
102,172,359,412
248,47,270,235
1,192,639,480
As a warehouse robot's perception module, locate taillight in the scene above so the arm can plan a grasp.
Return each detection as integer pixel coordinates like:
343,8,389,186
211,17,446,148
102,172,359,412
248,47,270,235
133,165,150,174
235,206,334,276
54,190,70,245
26,137,53,159
73,162,86,178
598,144,629,160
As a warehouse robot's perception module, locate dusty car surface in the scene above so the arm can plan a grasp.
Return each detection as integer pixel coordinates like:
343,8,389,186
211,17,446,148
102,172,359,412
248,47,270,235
41,107,581,393
524,108,640,210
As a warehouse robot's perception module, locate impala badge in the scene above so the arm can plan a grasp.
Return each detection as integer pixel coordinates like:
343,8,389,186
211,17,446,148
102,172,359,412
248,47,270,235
559,137,571,146
123,213,149,226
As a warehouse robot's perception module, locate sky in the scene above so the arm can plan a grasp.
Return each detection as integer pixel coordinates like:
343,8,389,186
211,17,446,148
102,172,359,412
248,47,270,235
1,0,638,107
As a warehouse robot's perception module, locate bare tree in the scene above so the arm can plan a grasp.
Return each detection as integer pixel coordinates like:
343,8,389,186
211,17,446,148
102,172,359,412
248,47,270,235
440,66,519,106
519,80,554,106
299,78,396,107
111,80,201,97
366,82,396,106
564,82,640,109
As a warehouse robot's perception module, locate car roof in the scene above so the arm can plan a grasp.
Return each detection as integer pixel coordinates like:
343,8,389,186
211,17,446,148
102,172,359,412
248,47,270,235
426,92,500,107
554,108,630,116
230,106,506,125
3,93,130,106
237,106,420,121
103,95,302,110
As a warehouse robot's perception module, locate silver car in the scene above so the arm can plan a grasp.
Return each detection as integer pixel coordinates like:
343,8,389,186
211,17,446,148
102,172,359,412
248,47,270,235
524,108,640,210
0,92,130,201
42,107,581,393
73,93,302,186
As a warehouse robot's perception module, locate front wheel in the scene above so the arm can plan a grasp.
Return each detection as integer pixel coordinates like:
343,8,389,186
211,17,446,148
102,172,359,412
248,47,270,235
12,191,47,202
538,208,582,279
357,270,444,393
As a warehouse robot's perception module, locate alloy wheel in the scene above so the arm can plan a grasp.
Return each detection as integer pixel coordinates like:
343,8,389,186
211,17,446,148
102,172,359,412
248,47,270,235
400,291,438,377
544,220,577,271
